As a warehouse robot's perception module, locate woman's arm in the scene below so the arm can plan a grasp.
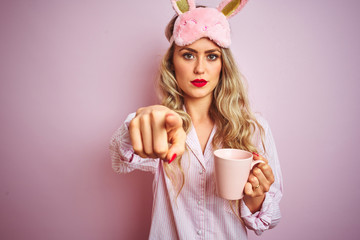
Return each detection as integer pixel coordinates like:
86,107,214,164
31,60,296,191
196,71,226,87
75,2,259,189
240,117,283,235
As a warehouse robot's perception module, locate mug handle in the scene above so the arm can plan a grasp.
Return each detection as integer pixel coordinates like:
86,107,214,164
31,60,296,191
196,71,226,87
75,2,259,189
250,160,265,169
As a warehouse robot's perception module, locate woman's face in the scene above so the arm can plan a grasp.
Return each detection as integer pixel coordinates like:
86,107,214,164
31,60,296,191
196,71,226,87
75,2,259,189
172,38,222,102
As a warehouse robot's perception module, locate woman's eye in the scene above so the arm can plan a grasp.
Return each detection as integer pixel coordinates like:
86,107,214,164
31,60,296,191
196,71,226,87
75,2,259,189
183,53,194,60
208,54,219,61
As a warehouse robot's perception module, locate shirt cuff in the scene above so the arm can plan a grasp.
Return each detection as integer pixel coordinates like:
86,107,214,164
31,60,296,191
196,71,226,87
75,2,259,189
240,192,274,235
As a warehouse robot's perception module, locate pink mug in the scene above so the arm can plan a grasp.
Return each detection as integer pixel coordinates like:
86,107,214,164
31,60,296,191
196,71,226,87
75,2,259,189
214,149,265,200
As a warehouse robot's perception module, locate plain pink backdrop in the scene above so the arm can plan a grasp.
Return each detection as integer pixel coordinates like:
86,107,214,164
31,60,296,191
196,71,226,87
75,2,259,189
1,0,359,239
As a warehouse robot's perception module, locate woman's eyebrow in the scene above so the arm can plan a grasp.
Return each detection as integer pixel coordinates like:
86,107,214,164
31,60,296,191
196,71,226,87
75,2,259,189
179,47,197,53
179,48,221,54
205,49,221,54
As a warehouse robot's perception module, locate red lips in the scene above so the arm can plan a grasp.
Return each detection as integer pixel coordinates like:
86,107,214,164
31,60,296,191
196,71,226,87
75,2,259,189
191,79,208,87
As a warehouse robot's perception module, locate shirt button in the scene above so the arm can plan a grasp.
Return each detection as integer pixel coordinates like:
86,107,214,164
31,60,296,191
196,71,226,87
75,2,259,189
199,170,203,174
197,230,202,235
197,200,201,205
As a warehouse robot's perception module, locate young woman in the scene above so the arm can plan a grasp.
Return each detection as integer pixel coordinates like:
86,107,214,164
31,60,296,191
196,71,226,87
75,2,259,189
110,1,283,238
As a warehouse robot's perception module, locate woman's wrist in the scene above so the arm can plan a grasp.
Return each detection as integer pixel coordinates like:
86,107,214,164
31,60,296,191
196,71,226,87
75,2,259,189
243,194,266,214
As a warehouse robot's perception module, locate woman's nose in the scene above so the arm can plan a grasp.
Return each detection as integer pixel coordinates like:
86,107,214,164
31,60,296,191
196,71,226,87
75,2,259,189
194,59,205,75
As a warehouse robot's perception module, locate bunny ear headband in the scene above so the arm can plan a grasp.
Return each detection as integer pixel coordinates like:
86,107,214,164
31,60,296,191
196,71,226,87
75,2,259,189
170,0,249,48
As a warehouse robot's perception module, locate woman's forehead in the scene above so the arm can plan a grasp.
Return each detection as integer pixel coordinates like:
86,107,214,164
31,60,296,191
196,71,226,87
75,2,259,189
175,38,221,52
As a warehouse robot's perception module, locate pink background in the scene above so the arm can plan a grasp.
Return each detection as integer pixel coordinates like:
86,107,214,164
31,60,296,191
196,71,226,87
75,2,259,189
1,0,359,239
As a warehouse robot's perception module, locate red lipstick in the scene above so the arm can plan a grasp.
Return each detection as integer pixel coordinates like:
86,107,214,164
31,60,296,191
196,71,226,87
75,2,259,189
191,79,208,87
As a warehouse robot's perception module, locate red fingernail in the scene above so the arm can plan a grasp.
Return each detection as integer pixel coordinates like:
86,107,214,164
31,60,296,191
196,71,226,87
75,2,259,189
252,152,259,157
169,153,177,164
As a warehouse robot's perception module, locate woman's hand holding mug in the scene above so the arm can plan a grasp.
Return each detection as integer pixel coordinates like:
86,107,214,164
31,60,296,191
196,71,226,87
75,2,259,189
243,153,275,213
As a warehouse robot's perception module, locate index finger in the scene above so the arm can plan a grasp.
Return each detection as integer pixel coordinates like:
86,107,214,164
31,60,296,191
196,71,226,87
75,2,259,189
165,113,183,132
252,152,269,164
166,128,186,161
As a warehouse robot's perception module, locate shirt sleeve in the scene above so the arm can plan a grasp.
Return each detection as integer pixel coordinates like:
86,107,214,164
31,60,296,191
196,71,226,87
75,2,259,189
240,115,283,235
109,113,160,174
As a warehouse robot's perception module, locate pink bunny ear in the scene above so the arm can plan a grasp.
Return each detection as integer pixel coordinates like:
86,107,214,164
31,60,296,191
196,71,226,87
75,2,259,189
217,0,249,19
171,0,196,15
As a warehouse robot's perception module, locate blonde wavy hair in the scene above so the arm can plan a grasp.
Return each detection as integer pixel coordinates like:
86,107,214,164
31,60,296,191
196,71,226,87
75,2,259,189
158,14,266,216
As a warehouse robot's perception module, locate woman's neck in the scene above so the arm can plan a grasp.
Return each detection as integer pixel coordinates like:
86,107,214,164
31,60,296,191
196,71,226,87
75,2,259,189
184,97,212,124
184,96,214,153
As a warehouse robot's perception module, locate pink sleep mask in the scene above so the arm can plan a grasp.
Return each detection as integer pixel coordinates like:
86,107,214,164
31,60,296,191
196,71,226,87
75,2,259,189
170,0,249,48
